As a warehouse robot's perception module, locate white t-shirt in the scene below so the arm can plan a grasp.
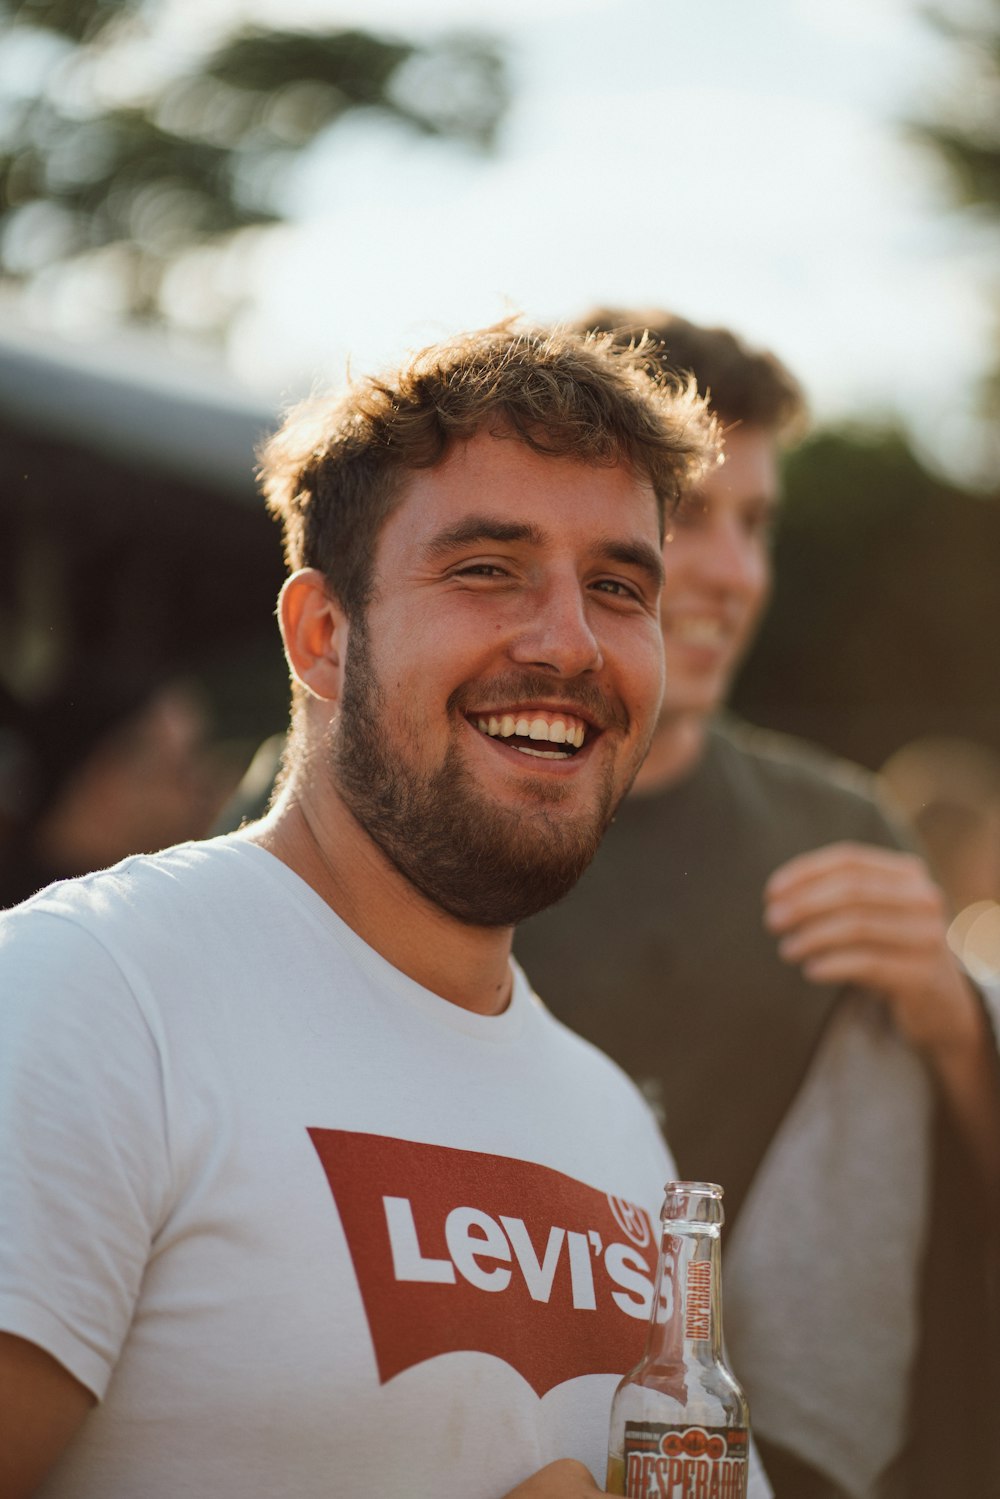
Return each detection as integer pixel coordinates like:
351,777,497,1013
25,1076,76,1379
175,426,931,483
0,837,772,1498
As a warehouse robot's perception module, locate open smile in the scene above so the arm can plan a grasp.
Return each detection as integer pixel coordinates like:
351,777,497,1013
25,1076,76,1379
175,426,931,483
467,708,591,761
673,616,727,647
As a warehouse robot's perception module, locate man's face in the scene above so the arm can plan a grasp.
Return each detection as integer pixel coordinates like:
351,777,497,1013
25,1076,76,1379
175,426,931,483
658,424,778,724
329,430,666,927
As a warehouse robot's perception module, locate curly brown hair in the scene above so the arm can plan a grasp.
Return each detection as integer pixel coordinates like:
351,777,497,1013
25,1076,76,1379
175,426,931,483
259,320,720,620
568,307,806,438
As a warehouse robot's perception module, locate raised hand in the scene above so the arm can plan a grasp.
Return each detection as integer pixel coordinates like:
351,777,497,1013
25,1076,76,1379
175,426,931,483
764,840,1000,1192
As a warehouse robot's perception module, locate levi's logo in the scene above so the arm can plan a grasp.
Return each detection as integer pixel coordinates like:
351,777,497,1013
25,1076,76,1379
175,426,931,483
308,1129,658,1395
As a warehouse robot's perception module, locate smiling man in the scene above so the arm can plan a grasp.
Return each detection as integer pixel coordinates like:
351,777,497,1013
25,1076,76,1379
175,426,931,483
268,433,670,952
0,324,779,1499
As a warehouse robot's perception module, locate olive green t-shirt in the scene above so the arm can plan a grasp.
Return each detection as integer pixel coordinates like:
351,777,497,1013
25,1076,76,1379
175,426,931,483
515,716,907,1227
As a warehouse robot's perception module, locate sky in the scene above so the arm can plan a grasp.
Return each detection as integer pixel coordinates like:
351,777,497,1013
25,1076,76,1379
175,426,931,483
16,0,998,483
221,0,991,482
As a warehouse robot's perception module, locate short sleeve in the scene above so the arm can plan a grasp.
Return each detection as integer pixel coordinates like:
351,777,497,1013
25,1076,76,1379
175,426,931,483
0,905,172,1398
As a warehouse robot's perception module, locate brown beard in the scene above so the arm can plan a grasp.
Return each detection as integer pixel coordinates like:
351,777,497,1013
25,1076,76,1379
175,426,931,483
330,623,625,928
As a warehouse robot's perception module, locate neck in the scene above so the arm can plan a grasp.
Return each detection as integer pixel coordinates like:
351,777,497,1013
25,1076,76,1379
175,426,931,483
631,711,709,795
245,785,515,1016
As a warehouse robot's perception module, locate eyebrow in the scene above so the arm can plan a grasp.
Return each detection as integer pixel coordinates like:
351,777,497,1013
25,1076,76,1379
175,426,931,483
422,514,665,590
598,537,665,591
421,516,544,560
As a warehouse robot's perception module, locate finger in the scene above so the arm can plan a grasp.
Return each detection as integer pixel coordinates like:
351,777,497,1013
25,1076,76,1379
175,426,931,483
775,908,941,965
796,949,984,1054
792,944,930,993
765,843,927,902
765,866,943,933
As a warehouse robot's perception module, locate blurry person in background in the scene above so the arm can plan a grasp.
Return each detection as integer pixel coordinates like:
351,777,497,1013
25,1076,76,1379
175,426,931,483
515,309,1000,1499
882,735,1000,994
881,735,1000,918
0,324,777,1499
0,677,228,908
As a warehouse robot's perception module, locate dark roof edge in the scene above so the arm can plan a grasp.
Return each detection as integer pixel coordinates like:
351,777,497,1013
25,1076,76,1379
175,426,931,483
0,322,280,501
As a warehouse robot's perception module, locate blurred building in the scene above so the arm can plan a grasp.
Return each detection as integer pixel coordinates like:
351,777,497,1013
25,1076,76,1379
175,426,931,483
0,323,289,903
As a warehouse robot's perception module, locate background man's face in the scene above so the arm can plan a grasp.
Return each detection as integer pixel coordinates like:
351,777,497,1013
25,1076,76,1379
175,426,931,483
329,429,666,926
658,424,778,725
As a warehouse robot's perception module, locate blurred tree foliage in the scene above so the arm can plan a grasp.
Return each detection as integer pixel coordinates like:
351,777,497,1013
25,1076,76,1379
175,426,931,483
731,425,1000,769
914,1,1000,220
731,7,1000,768
910,0,1000,415
0,0,507,328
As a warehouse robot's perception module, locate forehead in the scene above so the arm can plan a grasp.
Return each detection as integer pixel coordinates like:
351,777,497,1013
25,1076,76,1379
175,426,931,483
376,430,662,562
699,425,779,505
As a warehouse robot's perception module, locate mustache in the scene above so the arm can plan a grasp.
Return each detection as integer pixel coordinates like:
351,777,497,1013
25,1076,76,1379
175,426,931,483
449,671,629,734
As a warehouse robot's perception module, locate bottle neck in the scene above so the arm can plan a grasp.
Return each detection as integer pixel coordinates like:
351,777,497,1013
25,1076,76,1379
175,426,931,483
645,1221,724,1367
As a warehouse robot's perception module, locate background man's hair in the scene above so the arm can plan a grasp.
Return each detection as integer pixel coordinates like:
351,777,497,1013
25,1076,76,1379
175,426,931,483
259,319,719,620
567,307,806,437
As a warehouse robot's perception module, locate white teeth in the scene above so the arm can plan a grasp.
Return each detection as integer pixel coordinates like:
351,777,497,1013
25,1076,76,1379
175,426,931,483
675,617,725,646
517,746,567,759
471,710,588,752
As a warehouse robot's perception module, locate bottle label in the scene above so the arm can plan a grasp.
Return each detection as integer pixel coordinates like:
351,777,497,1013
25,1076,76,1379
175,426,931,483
622,1421,748,1498
684,1260,712,1339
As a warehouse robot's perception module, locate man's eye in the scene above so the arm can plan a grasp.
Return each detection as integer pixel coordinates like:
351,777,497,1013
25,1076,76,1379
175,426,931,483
454,563,508,578
593,578,641,601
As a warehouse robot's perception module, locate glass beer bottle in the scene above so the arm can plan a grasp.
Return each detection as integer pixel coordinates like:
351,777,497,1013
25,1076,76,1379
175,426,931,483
606,1181,749,1498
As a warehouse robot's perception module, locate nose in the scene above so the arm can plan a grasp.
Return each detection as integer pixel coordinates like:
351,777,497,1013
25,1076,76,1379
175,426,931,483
508,575,604,677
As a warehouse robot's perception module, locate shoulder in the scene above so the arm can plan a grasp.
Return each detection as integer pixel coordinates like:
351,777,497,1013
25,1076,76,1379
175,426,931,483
709,717,909,848
0,860,189,1157
712,714,878,797
0,836,282,1031
2,833,270,943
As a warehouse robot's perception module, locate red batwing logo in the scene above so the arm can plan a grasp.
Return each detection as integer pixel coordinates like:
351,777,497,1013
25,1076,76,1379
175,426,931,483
308,1130,658,1396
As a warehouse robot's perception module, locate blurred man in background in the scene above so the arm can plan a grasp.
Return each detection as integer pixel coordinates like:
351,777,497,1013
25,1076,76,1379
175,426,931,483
516,309,1000,1499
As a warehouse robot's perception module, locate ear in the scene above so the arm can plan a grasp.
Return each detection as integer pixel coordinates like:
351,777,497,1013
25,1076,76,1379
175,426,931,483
278,568,349,703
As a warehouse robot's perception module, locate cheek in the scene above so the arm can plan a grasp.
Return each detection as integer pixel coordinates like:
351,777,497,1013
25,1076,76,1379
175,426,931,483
622,623,667,709
725,533,772,625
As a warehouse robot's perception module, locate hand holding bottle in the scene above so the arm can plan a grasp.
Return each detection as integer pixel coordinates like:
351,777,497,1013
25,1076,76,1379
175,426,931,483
501,1458,609,1496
